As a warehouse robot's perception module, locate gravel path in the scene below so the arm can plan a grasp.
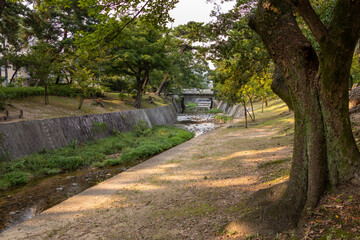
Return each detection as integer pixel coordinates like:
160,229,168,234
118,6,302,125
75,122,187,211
0,116,293,240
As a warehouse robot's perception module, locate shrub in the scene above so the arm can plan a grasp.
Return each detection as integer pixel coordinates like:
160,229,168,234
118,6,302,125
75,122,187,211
118,92,127,100
48,85,103,98
4,171,29,186
0,87,44,99
91,121,108,136
48,156,84,170
133,120,151,137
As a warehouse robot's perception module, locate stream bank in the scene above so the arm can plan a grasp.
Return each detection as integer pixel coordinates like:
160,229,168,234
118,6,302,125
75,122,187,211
0,113,219,233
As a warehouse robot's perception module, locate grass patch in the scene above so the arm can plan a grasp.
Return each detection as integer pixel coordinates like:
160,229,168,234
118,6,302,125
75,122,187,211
206,108,223,114
0,125,194,190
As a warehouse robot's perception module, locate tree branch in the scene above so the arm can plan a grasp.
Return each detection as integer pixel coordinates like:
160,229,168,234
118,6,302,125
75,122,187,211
328,0,360,47
288,0,329,45
106,0,151,45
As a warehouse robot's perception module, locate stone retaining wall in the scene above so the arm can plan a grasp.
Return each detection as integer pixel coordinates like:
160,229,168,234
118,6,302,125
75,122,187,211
214,101,244,118
0,105,177,160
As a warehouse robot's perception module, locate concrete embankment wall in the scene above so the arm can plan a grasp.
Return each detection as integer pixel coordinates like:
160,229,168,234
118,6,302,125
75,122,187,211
214,101,244,119
0,105,177,160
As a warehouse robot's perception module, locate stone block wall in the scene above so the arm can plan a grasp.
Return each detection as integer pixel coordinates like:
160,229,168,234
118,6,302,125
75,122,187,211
0,105,177,160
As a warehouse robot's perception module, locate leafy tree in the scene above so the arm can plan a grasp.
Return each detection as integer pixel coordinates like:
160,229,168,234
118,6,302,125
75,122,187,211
248,0,360,230
98,19,170,108
70,65,98,109
24,42,60,104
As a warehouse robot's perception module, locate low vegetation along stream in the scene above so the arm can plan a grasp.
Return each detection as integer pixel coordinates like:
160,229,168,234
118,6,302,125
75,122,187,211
0,114,219,232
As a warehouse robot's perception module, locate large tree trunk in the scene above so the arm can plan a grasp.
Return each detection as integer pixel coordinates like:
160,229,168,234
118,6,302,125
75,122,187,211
249,0,360,231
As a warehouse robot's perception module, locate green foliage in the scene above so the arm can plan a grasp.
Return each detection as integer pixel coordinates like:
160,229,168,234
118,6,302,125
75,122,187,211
118,92,127,100
48,85,103,98
214,115,233,123
0,92,8,110
0,87,44,99
3,171,29,186
186,102,198,108
0,85,102,101
351,51,360,87
206,108,223,114
91,121,108,135
133,119,150,137
0,125,193,190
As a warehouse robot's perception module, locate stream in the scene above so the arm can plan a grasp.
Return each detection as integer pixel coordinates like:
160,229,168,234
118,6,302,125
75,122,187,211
175,114,219,137
0,114,218,233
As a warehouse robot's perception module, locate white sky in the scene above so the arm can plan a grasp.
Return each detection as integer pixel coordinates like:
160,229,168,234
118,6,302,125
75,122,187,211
169,0,235,27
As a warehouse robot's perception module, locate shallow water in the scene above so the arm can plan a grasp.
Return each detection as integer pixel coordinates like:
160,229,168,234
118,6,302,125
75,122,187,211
0,161,141,233
175,114,219,137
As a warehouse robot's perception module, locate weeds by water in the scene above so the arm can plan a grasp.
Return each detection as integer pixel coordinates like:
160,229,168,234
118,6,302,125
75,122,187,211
214,115,233,123
0,126,194,190
206,108,223,114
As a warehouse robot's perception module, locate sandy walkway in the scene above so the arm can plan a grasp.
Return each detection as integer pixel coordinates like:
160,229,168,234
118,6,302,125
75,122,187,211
0,115,293,239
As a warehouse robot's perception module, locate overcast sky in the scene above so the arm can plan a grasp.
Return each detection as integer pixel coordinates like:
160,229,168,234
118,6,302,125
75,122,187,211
169,0,235,27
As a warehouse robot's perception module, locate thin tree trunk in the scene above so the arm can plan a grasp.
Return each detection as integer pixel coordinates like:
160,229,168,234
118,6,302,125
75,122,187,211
247,107,254,121
155,73,169,96
55,76,61,85
78,97,84,110
261,98,264,113
249,96,255,121
142,75,149,95
9,67,19,84
44,80,49,105
243,101,248,128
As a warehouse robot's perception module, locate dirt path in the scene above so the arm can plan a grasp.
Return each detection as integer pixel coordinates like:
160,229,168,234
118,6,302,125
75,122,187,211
0,102,293,240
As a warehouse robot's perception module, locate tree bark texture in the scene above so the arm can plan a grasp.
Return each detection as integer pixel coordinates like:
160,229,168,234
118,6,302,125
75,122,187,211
249,0,360,230
272,65,293,110
134,68,150,109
